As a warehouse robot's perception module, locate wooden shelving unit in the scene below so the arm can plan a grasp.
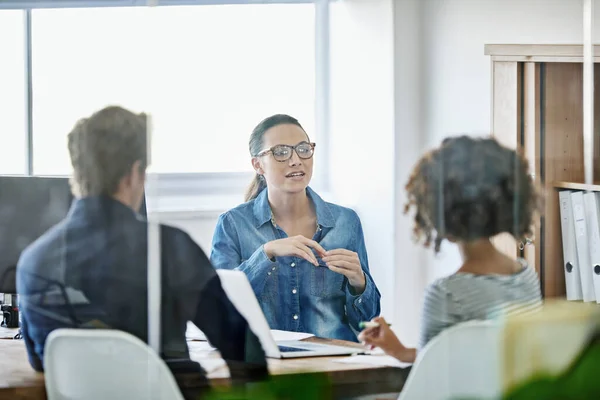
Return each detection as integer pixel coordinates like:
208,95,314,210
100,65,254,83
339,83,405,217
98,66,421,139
553,182,600,192
486,44,600,299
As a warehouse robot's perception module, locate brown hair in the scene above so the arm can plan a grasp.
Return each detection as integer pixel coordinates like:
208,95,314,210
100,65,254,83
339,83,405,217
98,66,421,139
67,105,148,197
244,114,307,202
404,135,543,253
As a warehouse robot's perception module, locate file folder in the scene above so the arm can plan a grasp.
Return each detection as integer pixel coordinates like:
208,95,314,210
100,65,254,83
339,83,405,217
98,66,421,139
584,192,600,303
559,191,583,301
571,191,595,302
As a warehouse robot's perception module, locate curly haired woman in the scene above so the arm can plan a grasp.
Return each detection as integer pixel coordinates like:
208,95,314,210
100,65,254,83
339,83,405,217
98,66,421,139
359,135,543,363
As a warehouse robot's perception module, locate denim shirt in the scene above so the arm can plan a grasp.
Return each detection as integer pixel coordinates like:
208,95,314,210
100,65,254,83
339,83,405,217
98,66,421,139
210,187,381,342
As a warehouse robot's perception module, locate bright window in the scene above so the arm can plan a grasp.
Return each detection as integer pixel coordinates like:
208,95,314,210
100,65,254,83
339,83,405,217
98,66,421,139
31,5,316,175
0,11,27,175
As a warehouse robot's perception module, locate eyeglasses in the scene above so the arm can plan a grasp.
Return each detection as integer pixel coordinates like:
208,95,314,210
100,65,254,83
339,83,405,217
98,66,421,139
256,141,316,162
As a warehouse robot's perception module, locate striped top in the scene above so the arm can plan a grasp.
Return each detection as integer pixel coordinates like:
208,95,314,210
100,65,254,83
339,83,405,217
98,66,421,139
418,259,542,350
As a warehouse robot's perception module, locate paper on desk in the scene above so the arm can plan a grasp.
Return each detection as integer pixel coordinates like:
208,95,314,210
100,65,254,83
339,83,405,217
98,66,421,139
190,341,216,351
186,321,207,341
363,347,386,355
334,355,412,369
270,330,314,342
198,358,227,373
187,324,314,343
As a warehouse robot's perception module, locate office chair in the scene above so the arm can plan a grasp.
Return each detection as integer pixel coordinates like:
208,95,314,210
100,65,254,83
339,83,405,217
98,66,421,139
398,320,501,400
44,328,185,400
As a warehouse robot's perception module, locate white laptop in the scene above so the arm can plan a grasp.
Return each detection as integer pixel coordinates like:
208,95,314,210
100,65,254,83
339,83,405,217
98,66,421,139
216,269,363,359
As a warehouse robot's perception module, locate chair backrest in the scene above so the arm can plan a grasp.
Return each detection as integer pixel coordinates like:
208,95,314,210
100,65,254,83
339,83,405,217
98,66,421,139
44,328,185,400
398,320,501,400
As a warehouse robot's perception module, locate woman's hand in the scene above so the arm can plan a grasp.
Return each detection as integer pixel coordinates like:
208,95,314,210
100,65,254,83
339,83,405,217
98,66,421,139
263,236,326,266
358,317,415,363
322,249,366,293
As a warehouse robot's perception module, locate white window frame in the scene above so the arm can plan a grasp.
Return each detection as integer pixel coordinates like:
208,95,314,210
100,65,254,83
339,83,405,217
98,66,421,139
5,0,333,213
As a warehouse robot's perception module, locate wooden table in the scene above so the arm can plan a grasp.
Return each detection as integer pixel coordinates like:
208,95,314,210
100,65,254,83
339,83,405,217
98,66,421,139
0,332,407,399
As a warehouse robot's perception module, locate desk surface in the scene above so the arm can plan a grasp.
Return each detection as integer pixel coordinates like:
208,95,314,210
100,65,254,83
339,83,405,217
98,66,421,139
0,334,407,399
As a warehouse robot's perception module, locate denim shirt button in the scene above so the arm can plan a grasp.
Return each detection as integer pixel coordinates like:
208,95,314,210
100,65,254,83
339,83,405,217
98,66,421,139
293,314,298,320
292,288,297,294
272,266,276,271
291,262,296,267
267,272,271,276
358,298,362,304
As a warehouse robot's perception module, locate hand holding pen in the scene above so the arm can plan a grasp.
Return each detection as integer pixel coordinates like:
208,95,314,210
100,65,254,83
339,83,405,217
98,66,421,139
359,321,392,329
358,317,414,363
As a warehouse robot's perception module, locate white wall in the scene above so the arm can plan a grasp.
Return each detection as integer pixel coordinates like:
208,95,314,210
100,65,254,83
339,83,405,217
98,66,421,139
420,0,600,282
329,0,397,325
157,211,219,251
149,191,244,253
392,0,427,347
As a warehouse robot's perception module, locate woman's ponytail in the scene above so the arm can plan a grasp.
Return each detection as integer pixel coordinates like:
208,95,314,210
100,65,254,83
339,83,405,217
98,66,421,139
244,174,267,202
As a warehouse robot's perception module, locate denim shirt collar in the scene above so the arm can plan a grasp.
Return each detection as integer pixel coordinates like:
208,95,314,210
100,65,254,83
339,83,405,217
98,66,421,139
252,186,335,229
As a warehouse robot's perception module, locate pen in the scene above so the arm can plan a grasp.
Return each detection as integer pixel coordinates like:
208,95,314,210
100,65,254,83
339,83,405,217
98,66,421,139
359,321,392,329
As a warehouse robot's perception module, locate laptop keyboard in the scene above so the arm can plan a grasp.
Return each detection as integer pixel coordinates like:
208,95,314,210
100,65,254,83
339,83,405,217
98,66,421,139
278,345,308,353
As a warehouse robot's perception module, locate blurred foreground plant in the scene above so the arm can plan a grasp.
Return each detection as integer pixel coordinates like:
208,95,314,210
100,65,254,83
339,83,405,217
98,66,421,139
203,372,333,400
502,329,600,400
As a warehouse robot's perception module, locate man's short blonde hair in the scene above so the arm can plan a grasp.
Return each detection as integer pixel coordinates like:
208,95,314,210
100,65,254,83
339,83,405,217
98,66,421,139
67,106,148,197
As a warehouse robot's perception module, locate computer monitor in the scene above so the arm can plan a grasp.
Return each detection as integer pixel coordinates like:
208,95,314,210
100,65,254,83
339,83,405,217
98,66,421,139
139,192,147,217
0,176,148,295
0,176,74,294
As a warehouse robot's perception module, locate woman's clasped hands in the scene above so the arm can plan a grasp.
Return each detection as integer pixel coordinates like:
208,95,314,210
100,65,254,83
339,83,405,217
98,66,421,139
263,236,366,292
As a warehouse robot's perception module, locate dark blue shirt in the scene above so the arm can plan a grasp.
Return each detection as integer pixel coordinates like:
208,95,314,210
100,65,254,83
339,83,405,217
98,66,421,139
210,187,381,342
16,196,266,379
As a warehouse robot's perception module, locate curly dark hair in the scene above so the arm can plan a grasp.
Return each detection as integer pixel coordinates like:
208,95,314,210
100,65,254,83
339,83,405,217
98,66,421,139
404,135,543,253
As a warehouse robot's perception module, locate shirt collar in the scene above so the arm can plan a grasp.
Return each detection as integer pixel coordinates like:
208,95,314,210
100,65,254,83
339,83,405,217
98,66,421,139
69,195,141,221
253,187,335,229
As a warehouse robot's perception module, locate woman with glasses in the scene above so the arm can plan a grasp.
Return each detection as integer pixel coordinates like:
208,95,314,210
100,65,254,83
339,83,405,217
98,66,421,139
210,114,381,342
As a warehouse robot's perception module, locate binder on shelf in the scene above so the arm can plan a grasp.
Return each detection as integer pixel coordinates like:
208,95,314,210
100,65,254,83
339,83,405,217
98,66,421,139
570,191,596,302
559,190,583,301
583,192,600,303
